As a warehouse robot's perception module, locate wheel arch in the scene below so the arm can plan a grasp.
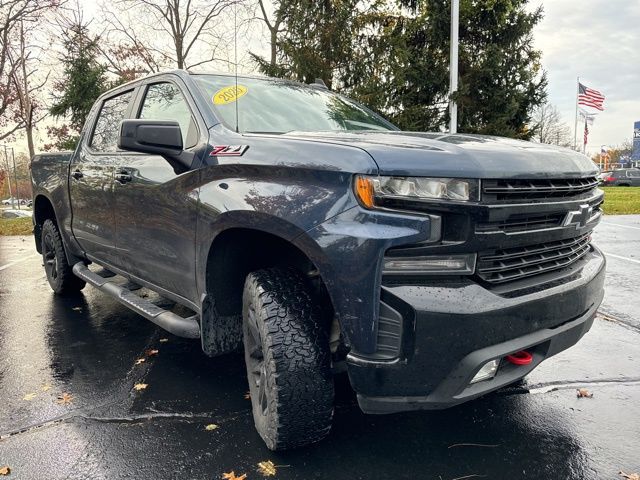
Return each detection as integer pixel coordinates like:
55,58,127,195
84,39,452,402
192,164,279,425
199,217,340,356
33,194,57,253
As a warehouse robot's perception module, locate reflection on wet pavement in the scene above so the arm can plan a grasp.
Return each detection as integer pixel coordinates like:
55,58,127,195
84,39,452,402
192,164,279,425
1,227,639,479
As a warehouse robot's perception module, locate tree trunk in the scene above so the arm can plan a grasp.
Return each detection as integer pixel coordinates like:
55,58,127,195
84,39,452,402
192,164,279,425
26,124,35,158
270,28,277,68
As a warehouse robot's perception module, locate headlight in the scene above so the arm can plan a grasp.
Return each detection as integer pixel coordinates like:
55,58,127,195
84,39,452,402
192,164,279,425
355,175,479,209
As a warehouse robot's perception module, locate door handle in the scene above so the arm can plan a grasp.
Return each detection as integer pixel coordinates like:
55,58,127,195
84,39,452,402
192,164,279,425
71,169,83,180
115,170,132,184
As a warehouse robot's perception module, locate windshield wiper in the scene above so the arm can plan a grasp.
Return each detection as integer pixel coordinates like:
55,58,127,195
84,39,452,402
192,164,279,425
244,130,290,135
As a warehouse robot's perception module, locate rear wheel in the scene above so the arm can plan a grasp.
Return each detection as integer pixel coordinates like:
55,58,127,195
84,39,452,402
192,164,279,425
242,267,334,450
41,219,85,294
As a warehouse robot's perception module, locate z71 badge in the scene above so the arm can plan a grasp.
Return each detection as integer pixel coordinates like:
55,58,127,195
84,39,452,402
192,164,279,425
209,145,249,156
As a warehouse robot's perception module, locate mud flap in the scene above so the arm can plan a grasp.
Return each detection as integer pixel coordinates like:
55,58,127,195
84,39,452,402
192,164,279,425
200,293,243,357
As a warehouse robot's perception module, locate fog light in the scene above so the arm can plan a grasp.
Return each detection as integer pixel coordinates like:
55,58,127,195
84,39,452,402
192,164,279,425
470,359,500,384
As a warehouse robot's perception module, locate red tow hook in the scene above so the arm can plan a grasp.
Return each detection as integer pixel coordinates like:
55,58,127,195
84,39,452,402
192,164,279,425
506,350,533,366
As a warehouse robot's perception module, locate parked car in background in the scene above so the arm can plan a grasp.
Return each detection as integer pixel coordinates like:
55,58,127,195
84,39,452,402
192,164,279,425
600,169,640,186
1,197,33,207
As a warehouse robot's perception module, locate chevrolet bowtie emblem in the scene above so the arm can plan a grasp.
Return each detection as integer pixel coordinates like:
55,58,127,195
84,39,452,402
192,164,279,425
563,204,593,229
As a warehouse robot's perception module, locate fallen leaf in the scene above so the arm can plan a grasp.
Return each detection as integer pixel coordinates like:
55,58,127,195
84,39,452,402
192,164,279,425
244,392,251,400
257,460,277,476
145,349,159,357
134,383,148,391
576,388,593,398
159,338,169,343
620,472,640,480
222,472,247,480
0,466,10,476
23,392,37,401
57,393,73,405
205,423,219,431
135,358,146,365
41,384,51,392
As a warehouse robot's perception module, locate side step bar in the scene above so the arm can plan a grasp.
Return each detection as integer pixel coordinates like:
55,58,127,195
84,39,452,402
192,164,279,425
72,262,200,339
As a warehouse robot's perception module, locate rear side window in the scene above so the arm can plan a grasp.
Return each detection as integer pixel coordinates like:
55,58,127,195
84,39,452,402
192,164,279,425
139,83,198,149
90,91,133,152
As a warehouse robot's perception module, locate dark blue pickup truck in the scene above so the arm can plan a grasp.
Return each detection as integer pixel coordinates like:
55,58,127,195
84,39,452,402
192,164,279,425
30,70,605,450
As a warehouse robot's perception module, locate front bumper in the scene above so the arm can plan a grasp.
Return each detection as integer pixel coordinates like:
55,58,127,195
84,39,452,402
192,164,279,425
346,247,606,414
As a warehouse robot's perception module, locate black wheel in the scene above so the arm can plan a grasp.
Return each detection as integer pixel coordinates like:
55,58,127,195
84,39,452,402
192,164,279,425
41,219,85,294
242,267,334,450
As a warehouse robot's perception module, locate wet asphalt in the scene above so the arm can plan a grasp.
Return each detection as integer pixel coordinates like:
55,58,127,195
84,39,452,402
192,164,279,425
1,216,639,480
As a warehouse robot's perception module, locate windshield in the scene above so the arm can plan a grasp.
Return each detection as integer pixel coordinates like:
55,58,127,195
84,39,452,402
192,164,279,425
193,75,397,134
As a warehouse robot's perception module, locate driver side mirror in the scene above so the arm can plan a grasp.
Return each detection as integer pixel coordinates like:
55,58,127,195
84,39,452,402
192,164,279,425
118,119,192,170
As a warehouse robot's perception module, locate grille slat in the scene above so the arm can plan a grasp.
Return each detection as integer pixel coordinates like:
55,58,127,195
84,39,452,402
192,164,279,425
477,234,591,284
483,177,599,202
476,213,565,233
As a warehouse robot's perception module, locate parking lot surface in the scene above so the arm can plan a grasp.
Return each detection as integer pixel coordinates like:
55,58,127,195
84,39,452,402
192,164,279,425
1,217,639,479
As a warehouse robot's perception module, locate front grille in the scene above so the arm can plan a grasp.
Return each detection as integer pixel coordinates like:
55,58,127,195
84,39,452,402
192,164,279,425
476,199,603,234
482,177,599,202
477,233,591,284
476,213,566,233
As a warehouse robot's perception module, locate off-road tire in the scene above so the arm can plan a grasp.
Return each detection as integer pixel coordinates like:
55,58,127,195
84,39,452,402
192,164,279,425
41,219,85,294
242,267,334,450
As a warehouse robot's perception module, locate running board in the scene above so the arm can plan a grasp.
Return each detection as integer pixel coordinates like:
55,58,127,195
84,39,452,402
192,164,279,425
72,262,200,339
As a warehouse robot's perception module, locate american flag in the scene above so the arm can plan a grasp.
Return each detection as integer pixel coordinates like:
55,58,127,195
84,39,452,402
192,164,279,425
578,83,605,111
584,121,589,146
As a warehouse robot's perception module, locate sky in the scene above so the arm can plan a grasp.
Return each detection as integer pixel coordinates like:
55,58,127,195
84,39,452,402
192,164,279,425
6,0,640,157
530,0,640,153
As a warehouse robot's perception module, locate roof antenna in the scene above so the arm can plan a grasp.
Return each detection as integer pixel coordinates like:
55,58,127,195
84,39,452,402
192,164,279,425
234,0,239,133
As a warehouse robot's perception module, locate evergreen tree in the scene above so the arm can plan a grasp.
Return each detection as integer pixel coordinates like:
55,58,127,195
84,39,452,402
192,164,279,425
49,20,107,144
343,4,449,131
253,0,362,89
449,0,547,138
261,0,547,139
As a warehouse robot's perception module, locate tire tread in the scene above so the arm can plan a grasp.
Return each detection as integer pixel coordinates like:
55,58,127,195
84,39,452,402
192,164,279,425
243,267,334,450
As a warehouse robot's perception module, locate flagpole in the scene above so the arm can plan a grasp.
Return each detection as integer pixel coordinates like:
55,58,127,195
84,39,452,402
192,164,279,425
583,118,587,155
574,76,579,151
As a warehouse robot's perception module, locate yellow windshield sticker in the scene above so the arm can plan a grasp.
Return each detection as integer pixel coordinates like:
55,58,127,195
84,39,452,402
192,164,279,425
213,85,248,105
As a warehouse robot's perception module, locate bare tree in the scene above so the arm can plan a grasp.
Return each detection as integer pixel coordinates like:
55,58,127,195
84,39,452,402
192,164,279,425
607,139,633,165
8,19,50,157
120,0,240,70
99,7,166,81
0,0,59,142
255,0,285,70
531,103,572,148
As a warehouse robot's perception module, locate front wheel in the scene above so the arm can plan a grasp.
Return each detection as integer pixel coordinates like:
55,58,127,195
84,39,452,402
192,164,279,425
41,219,86,294
242,267,334,450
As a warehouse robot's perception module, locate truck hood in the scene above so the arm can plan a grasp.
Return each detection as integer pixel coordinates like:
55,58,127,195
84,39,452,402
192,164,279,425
279,131,598,178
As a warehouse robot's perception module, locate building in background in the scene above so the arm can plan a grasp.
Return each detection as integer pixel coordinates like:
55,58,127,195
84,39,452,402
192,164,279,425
632,121,640,164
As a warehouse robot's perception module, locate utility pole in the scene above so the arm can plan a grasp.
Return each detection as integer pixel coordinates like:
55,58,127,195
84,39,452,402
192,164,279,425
2,145,14,209
449,0,459,134
11,148,19,210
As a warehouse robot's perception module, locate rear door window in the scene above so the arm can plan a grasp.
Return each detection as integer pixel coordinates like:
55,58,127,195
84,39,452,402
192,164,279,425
138,83,198,149
90,91,133,152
